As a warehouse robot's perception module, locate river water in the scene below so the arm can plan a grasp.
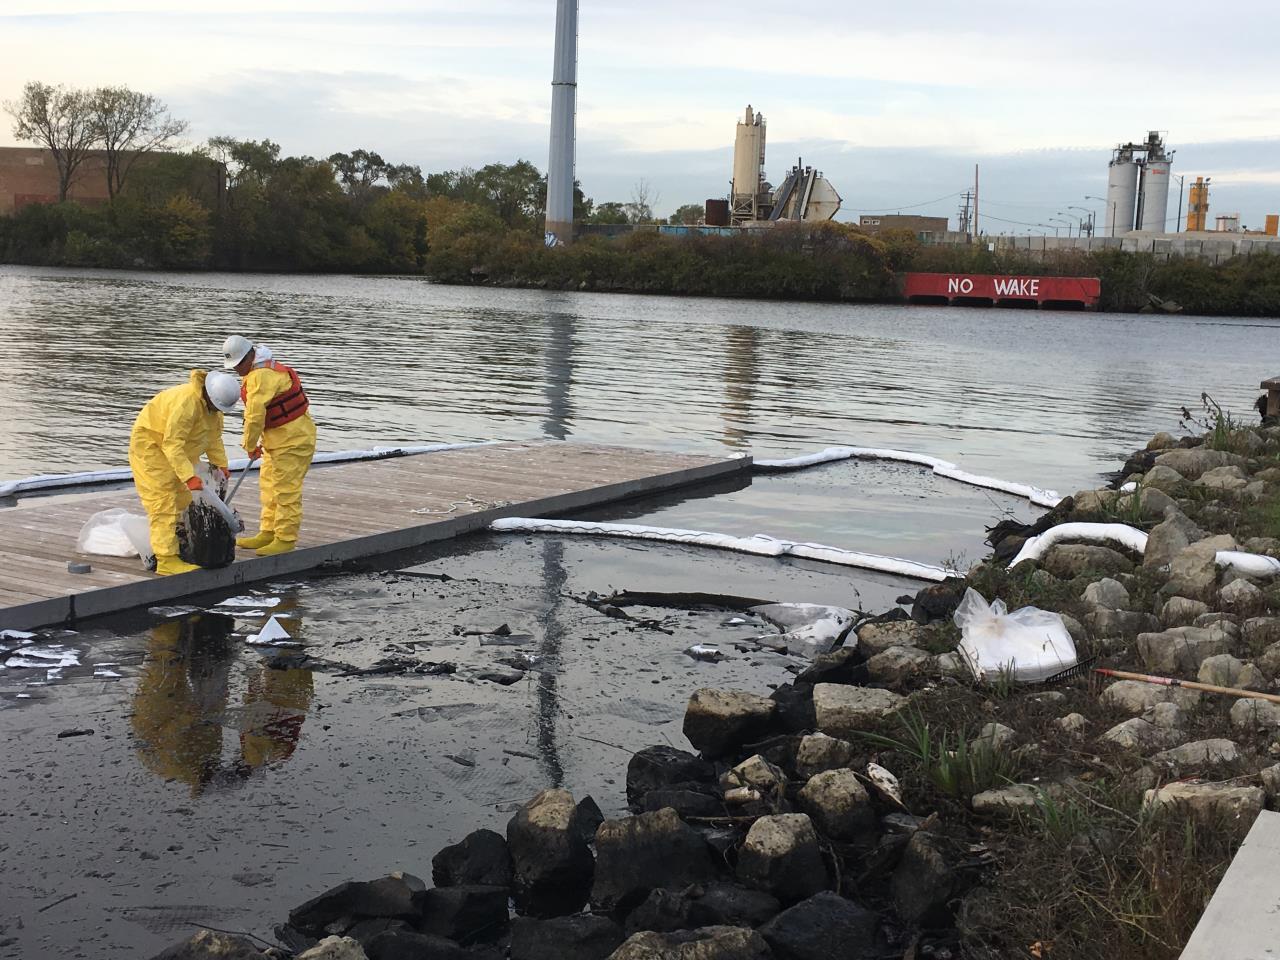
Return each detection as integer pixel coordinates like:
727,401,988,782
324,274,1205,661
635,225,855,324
1,265,1276,956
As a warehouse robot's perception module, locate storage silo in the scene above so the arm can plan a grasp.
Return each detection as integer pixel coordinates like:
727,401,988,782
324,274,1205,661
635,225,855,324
732,106,766,203
1105,145,1139,236
1137,133,1172,233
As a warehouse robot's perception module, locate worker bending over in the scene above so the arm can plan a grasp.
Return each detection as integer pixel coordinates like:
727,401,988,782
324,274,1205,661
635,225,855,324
223,335,317,556
129,370,241,576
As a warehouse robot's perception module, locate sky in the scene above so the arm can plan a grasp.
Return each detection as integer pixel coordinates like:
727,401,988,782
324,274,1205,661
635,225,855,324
3,0,1279,232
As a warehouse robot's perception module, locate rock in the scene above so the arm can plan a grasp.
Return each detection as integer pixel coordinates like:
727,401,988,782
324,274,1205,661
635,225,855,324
1072,489,1117,513
1245,618,1280,655
627,747,717,810
856,619,924,654
607,927,771,960
290,873,427,933
1195,612,1241,632
1083,577,1131,610
1055,713,1088,737
591,808,717,914
1257,641,1280,678
297,938,368,960
418,886,509,945
1153,448,1248,481
1230,698,1280,732
623,884,782,934
506,789,595,917
1144,511,1206,570
1084,609,1160,642
1117,487,1180,520
769,683,817,734
510,915,625,960
891,831,958,928
578,796,606,844
737,814,828,903
795,647,863,686
1221,579,1264,614
1147,701,1185,729
1147,432,1179,451
1143,782,1265,827
364,929,470,960
1163,539,1228,602
1136,624,1234,674
758,891,879,960
972,722,1016,752
1041,544,1134,579
1059,613,1087,647
1160,596,1210,628
344,920,411,950
433,830,513,889
931,651,970,679
864,646,930,686
1243,481,1268,502
910,578,967,624
1150,739,1241,777
794,733,856,780
812,684,905,739
1098,717,1178,752
1141,463,1185,489
149,931,265,960
1244,537,1280,557
797,769,875,842
971,783,1046,815
1197,654,1267,691
640,789,723,819
1260,765,1280,799
1100,679,1201,715
720,754,788,797
1196,465,1250,492
682,689,776,759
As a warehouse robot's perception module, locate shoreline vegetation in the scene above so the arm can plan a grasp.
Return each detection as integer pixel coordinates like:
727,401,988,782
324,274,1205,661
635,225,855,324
3,143,1280,316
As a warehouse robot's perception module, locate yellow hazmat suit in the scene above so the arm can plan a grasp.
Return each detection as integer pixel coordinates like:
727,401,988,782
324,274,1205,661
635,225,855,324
241,362,316,546
128,370,229,561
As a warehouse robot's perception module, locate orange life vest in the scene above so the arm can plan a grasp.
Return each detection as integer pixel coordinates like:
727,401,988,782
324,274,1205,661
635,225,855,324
240,360,310,430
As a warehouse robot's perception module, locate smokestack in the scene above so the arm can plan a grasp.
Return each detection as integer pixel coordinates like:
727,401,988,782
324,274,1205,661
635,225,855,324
545,0,578,244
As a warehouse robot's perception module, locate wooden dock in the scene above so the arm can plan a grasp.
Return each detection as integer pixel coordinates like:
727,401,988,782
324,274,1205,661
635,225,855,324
0,441,750,631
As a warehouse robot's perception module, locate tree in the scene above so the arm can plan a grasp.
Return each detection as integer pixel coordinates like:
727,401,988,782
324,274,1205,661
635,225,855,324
90,86,188,199
668,203,704,225
625,179,660,224
587,201,629,225
4,81,99,202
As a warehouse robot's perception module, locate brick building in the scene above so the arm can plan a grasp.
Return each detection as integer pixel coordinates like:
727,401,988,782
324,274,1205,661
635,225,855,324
858,214,950,239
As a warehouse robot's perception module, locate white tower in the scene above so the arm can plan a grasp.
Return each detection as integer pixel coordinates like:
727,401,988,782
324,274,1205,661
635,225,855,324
545,0,578,244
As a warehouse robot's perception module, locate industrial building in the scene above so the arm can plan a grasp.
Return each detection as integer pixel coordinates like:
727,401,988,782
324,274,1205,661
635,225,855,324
709,106,841,227
858,214,950,240
1104,131,1172,235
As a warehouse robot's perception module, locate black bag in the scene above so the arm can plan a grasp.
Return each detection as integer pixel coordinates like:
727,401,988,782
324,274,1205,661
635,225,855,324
178,500,237,569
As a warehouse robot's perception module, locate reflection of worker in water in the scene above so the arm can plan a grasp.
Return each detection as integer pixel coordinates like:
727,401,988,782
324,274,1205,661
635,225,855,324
131,615,314,795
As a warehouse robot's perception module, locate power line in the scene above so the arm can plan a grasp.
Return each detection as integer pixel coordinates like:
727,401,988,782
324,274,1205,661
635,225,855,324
844,191,963,213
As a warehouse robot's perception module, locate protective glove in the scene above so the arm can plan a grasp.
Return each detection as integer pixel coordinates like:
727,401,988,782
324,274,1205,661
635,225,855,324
217,466,231,480
186,476,204,491
248,446,263,461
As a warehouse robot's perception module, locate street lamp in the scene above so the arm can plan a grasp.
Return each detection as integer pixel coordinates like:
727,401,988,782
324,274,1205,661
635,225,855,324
1068,205,1094,237
1050,217,1071,238
1057,212,1083,238
1085,195,1116,237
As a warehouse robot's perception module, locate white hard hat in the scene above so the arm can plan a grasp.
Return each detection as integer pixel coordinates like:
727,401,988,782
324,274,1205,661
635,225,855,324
205,371,240,412
222,335,255,369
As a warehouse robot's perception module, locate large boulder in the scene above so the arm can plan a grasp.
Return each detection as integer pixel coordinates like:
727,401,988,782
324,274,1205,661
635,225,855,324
510,915,626,960
1144,511,1205,570
1197,654,1267,691
1196,465,1250,492
418,886,509,945
812,684,905,739
1136,624,1235,674
1100,680,1200,715
1163,536,1237,603
1143,782,1264,827
865,646,930,687
626,746,716,810
1084,609,1160,643
1098,717,1179,752
1141,464,1186,491
591,809,717,914
432,830,512,889
737,814,828,903
682,689,776,759
297,938,368,960
1160,596,1211,628
290,873,427,934
794,733,856,780
797,769,875,842
970,783,1047,816
1082,578,1131,610
1115,487,1179,521
1041,544,1133,579
1230,698,1280,732
891,832,959,928
623,884,782,935
1153,448,1249,481
758,891,879,960
149,931,265,960
856,620,923,654
363,929,470,960
1221,579,1264,615
506,789,595,917
608,927,771,960
1150,739,1241,777
1245,619,1280,657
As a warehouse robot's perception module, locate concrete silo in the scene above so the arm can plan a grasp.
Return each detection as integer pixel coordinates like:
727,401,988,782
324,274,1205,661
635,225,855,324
1105,144,1139,236
1136,131,1172,233
731,106,766,224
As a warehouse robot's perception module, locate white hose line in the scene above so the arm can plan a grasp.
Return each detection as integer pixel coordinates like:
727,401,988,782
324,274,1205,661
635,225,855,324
755,446,1063,509
0,441,503,499
489,517,950,582
1008,521,1280,578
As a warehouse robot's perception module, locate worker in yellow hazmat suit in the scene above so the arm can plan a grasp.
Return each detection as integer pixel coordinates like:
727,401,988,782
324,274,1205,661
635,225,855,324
129,369,241,576
223,336,317,556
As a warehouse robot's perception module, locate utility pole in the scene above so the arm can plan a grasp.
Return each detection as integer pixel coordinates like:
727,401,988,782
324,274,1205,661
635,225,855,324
973,164,980,240
957,191,973,239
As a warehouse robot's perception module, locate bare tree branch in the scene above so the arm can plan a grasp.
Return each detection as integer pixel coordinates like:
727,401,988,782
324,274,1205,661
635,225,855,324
4,81,99,202
90,86,188,199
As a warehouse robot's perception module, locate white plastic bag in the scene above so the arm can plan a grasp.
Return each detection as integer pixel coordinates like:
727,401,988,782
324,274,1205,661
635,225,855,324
77,508,152,560
953,588,1077,683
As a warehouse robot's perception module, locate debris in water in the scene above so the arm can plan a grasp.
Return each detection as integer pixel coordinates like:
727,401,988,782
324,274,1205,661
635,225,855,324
148,605,199,619
216,596,282,609
57,728,95,739
6,645,80,669
476,667,525,685
684,645,727,663
94,667,123,679
479,633,536,646
865,762,906,809
444,754,477,768
1,629,37,641
245,616,301,647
